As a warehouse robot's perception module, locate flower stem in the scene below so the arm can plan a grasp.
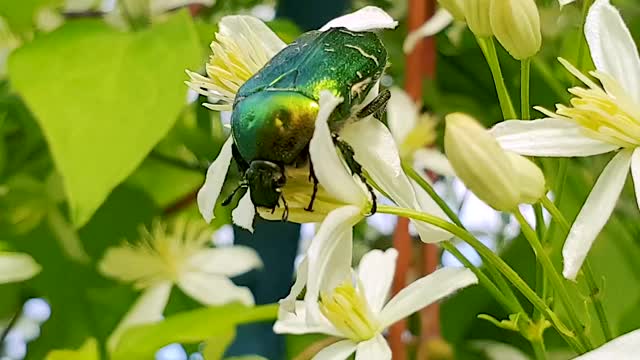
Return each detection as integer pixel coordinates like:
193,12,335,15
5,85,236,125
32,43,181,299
576,0,595,74
513,209,593,351
521,58,531,120
477,36,517,120
540,196,614,342
376,205,586,353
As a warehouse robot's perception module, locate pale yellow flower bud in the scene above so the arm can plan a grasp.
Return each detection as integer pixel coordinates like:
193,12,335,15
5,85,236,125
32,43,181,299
490,0,541,60
438,0,466,21
445,113,519,211
506,152,546,204
464,0,493,37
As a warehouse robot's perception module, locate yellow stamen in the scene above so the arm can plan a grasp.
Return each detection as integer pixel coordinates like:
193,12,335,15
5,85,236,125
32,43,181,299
319,281,380,342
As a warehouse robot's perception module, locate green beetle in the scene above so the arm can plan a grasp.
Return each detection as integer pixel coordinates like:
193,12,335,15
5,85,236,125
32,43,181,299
224,27,390,218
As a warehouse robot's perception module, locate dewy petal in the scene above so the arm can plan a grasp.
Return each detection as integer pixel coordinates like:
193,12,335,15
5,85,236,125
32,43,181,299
177,271,254,306
412,148,455,177
631,148,640,211
403,8,454,53
313,340,358,360
340,117,452,242
107,282,172,352
305,205,361,323
585,0,640,103
0,252,41,283
310,91,369,207
197,137,234,223
319,6,398,32
387,87,418,145
490,119,619,157
562,149,632,280
378,267,477,328
573,329,640,359
187,246,261,277
357,248,398,314
355,334,392,360
232,190,255,232
273,301,340,336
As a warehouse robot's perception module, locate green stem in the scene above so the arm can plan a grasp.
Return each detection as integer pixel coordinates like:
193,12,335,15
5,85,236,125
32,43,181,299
575,0,595,74
377,205,586,353
477,37,517,119
521,58,531,120
513,209,593,351
540,196,614,342
532,340,547,360
403,163,523,310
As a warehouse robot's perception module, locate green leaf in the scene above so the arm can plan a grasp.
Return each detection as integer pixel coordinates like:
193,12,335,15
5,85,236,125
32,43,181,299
112,304,278,360
202,327,235,360
0,0,61,35
8,11,202,226
45,338,100,360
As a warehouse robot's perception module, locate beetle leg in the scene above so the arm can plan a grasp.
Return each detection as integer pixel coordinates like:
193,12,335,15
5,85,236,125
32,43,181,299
331,134,377,215
222,183,247,206
305,160,319,212
356,89,390,120
280,195,289,221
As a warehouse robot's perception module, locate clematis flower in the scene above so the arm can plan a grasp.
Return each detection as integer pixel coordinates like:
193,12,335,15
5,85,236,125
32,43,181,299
187,7,451,244
387,87,454,177
490,0,640,279
98,218,261,351
0,252,41,284
274,248,478,360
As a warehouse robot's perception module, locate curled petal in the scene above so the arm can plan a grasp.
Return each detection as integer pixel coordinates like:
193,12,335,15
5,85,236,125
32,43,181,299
273,301,340,336
379,267,477,328
197,137,234,223
232,190,255,232
490,119,618,157
320,6,397,32
280,257,309,313
403,9,454,53
585,0,640,103
562,149,632,280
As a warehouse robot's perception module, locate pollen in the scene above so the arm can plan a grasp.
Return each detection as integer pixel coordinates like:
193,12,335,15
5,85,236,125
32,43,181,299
319,281,380,342
536,58,640,149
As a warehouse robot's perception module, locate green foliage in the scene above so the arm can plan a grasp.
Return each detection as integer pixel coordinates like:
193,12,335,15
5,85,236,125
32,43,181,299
45,338,99,360
8,10,202,227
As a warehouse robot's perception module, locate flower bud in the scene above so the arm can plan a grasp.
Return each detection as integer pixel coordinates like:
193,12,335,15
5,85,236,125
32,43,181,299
438,0,466,21
506,152,546,204
490,0,542,60
445,113,519,211
464,0,493,37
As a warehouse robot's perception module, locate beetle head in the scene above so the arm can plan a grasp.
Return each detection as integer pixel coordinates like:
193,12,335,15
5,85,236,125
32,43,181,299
245,160,286,208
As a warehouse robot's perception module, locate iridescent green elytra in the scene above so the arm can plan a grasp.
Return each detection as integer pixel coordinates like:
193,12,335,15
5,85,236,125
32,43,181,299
227,27,389,216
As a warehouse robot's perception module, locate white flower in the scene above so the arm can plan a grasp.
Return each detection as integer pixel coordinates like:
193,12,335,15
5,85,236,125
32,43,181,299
274,248,478,360
99,219,261,352
190,7,451,243
0,252,41,284
387,87,454,177
573,329,640,359
490,0,640,280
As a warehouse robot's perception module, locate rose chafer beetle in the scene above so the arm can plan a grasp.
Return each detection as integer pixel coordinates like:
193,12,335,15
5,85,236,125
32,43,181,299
223,27,391,218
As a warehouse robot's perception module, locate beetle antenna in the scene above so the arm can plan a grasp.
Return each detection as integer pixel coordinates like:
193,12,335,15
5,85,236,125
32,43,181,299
222,183,247,206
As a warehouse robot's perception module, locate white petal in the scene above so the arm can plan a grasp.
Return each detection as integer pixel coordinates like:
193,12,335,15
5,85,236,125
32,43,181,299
313,340,358,360
355,334,391,360
0,252,41,283
187,246,261,277
305,206,361,323
387,87,418,145
573,329,640,359
177,271,254,306
197,137,234,223
413,148,455,177
403,8,454,53
310,91,369,206
472,340,530,360
357,249,397,314
319,6,398,32
562,149,632,280
340,117,452,242
219,15,286,59
280,257,308,313
632,148,640,211
585,0,640,103
273,301,340,336
490,119,618,157
232,190,255,232
379,267,477,328
107,283,172,352
559,0,575,6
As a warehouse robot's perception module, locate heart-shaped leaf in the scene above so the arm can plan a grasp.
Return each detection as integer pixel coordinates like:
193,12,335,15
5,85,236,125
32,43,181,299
9,11,202,226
